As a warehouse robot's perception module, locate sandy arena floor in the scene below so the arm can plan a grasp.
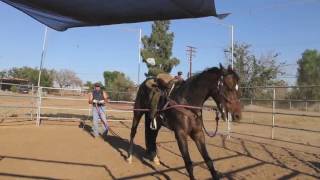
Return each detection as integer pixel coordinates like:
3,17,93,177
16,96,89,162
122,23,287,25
0,118,319,180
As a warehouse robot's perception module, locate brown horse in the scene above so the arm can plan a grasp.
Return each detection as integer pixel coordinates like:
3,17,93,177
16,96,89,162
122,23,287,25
127,64,241,180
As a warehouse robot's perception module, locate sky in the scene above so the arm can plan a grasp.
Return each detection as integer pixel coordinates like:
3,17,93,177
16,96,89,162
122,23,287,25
0,0,319,85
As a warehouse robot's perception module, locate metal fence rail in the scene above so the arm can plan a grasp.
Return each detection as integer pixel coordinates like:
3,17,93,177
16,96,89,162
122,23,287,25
1,82,319,144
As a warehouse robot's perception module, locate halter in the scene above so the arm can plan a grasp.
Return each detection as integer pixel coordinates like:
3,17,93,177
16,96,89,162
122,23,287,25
216,71,240,120
216,73,231,119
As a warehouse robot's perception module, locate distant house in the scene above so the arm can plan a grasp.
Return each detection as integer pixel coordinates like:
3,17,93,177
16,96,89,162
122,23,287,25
0,77,30,92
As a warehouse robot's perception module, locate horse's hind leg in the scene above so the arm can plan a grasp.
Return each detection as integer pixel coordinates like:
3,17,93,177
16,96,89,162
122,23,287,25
145,115,161,165
175,129,195,180
127,111,143,163
191,130,220,180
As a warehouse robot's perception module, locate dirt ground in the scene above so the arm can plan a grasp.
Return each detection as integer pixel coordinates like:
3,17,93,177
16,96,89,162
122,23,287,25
0,118,319,180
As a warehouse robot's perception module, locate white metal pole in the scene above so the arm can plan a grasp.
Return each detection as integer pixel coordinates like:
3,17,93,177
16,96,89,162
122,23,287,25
31,84,34,121
36,26,48,126
231,25,234,69
37,27,48,88
36,87,42,126
228,25,234,137
227,111,232,139
138,28,142,85
271,88,276,139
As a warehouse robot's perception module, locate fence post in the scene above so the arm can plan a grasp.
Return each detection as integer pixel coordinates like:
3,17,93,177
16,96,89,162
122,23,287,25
271,88,276,139
305,101,308,112
36,87,42,126
30,84,34,121
289,100,292,110
227,112,231,139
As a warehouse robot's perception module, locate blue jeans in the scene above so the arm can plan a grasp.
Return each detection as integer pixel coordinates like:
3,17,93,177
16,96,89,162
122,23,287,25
92,105,108,137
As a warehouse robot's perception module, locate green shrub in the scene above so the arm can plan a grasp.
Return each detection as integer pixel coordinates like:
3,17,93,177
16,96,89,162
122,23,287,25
10,86,17,92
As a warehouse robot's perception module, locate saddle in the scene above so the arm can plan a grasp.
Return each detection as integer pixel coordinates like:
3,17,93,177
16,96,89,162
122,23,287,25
156,73,175,89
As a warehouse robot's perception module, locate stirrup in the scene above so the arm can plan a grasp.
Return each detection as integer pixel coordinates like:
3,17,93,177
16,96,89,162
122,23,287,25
150,118,157,130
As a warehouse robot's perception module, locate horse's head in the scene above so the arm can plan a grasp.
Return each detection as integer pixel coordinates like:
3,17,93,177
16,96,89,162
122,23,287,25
213,64,242,121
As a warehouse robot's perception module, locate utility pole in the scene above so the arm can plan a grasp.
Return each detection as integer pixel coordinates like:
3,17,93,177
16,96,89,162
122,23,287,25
186,46,196,78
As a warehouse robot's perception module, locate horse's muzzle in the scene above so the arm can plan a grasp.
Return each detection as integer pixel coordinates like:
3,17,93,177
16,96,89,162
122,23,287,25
232,113,241,121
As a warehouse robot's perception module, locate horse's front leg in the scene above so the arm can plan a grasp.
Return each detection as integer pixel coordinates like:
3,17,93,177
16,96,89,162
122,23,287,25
127,111,143,163
175,129,195,180
191,128,220,180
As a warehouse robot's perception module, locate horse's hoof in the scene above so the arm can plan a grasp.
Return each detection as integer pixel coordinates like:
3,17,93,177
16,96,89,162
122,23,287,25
126,156,132,164
213,171,222,180
153,156,160,165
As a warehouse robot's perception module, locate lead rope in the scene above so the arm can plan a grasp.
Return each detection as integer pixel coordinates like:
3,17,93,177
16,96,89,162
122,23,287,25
202,109,220,137
95,103,108,130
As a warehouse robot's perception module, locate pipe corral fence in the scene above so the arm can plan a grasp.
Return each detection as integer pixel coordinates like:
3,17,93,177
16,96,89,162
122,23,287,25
0,82,319,146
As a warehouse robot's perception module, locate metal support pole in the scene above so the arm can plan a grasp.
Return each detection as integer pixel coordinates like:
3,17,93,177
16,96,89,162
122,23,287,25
36,26,48,126
37,27,48,88
251,112,254,124
271,88,276,139
305,101,308,112
30,84,34,120
138,28,142,85
231,25,234,69
289,100,292,110
36,87,42,126
227,112,231,139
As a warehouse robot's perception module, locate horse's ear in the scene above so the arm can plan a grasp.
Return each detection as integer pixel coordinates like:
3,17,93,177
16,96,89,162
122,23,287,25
219,63,227,74
227,65,233,72
219,63,225,71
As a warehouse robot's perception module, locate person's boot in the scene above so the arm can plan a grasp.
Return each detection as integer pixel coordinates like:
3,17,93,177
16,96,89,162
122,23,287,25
102,129,108,139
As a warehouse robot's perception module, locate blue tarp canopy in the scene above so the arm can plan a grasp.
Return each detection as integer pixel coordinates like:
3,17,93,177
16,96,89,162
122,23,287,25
1,0,227,31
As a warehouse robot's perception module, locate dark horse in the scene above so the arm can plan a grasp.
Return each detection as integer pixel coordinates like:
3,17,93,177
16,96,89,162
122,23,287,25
127,64,241,180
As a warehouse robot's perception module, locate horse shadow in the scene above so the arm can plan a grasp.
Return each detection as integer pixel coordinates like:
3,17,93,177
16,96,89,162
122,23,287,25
79,123,172,179
80,123,150,161
103,132,171,180
103,129,150,162
79,122,96,138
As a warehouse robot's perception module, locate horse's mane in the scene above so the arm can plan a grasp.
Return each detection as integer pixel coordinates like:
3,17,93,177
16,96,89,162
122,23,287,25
172,66,239,97
184,67,221,84
189,66,240,82
171,67,221,97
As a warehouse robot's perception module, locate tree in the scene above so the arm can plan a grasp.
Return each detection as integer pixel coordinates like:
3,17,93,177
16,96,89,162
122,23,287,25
7,66,54,87
141,21,180,77
0,70,6,78
296,49,320,99
103,71,135,100
53,69,82,88
84,81,94,90
225,42,285,98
